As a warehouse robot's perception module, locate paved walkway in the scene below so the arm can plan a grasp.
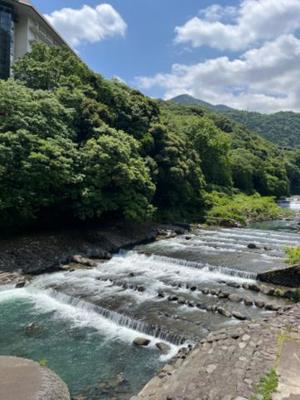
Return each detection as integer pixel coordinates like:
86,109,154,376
133,304,300,400
0,357,70,400
274,338,300,400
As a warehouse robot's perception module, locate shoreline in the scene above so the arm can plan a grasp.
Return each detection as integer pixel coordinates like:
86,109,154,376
0,221,188,277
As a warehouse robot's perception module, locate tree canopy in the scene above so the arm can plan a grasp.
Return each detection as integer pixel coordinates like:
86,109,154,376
0,43,298,230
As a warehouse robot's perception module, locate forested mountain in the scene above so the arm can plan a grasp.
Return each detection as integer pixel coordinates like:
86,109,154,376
171,95,300,147
0,44,299,230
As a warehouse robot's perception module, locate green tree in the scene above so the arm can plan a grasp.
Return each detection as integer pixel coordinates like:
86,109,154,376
148,124,205,219
77,125,155,221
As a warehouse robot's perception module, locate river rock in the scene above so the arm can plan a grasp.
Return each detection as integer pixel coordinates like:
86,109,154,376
265,303,280,311
174,227,186,235
168,295,178,302
243,297,253,306
185,235,192,240
71,255,97,267
228,293,242,303
15,280,26,288
232,311,247,320
217,307,231,318
227,281,241,289
248,283,260,292
133,337,151,347
156,342,171,354
248,243,259,249
177,296,186,304
254,300,265,308
261,287,275,296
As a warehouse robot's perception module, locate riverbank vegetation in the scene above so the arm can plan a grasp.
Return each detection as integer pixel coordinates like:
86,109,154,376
251,369,278,400
0,44,299,230
285,247,300,265
205,193,290,227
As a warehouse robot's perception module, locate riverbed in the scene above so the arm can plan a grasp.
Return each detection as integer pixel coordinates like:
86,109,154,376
0,198,299,399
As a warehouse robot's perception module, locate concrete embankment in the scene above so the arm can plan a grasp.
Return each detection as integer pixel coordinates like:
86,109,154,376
0,357,70,400
133,304,300,400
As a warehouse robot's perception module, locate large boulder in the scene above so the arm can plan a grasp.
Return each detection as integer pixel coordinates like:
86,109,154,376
133,337,151,347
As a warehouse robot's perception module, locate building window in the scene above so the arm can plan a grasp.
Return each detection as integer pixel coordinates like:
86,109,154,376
0,2,14,79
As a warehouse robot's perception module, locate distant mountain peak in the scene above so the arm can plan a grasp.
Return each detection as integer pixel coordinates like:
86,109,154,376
170,94,233,112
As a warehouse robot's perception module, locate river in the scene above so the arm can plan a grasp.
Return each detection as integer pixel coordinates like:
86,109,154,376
0,197,299,399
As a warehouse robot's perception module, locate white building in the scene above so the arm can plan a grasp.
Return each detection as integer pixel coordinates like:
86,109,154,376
0,0,71,79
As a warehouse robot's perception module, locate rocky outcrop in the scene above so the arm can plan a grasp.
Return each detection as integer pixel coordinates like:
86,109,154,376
0,356,70,400
257,265,300,288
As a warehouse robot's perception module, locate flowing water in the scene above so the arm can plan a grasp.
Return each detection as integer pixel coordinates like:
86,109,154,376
0,197,299,399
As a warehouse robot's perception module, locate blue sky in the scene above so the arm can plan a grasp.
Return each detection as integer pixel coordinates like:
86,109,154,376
33,0,300,113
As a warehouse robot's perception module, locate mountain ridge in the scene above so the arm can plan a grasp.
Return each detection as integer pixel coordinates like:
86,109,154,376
170,94,300,147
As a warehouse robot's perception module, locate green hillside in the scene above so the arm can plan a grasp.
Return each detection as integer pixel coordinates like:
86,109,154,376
0,44,299,230
171,95,300,147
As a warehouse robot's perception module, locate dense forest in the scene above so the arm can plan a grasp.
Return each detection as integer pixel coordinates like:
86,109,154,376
171,94,300,148
0,44,300,230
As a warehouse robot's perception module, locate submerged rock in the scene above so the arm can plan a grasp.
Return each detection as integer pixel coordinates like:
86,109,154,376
156,342,171,354
25,322,44,337
133,337,151,347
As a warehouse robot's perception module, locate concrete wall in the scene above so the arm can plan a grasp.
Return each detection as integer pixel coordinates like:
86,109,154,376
14,16,29,60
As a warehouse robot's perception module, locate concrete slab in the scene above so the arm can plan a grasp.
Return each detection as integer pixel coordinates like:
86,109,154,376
273,339,300,400
0,356,70,400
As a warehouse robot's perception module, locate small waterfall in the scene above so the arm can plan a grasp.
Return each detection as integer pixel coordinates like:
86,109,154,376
150,255,257,280
45,289,187,346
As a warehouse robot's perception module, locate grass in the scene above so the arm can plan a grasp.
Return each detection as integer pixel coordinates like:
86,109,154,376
39,358,48,367
285,246,300,265
251,369,279,400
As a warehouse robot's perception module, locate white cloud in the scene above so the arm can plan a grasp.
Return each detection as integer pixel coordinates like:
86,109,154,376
136,35,300,113
175,0,300,51
46,3,127,47
199,4,237,22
